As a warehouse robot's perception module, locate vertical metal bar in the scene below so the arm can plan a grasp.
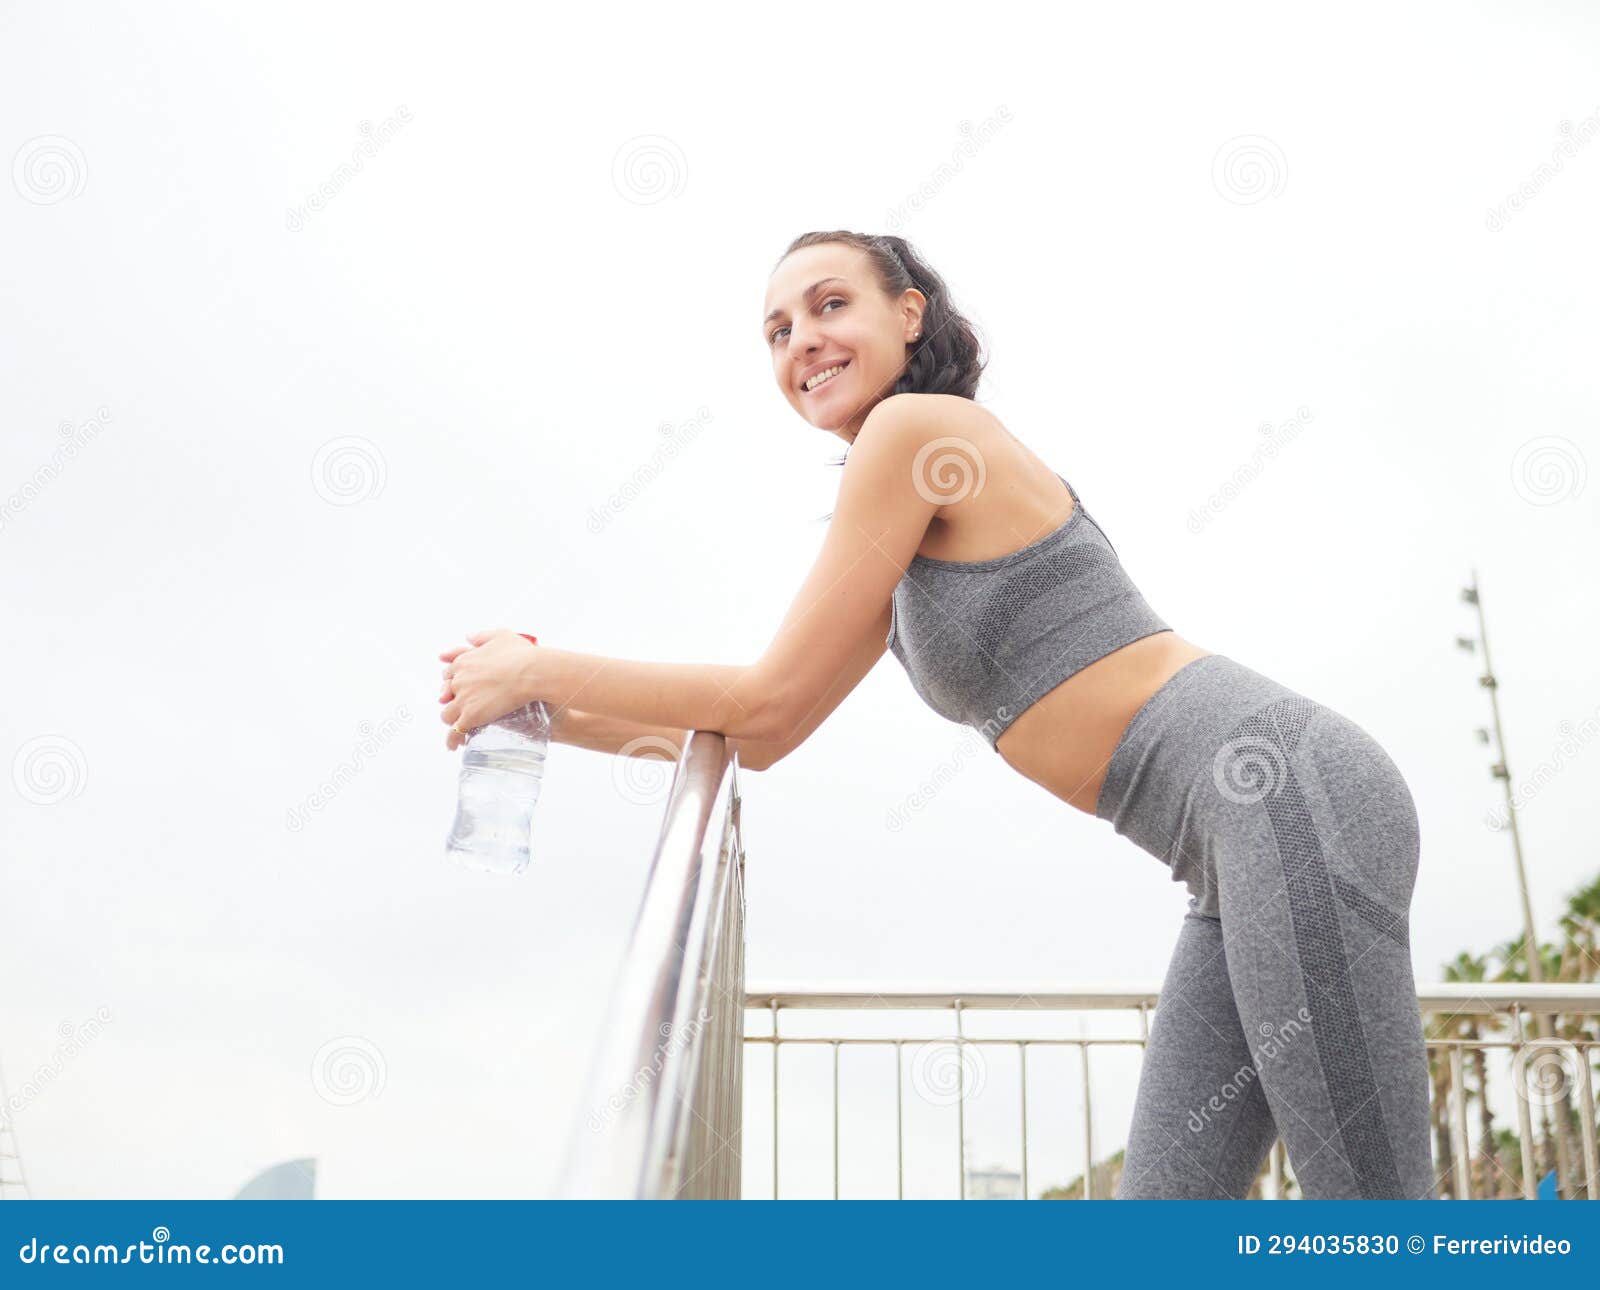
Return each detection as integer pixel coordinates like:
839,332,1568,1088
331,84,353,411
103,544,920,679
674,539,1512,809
1081,1043,1094,1203
1512,1008,1537,1199
770,1000,779,1201
1576,1042,1598,1200
1019,1041,1029,1200
1448,1045,1472,1200
1268,1139,1285,1200
832,1039,840,1201
895,1040,904,1201
1081,1041,1094,1200
956,1000,966,1200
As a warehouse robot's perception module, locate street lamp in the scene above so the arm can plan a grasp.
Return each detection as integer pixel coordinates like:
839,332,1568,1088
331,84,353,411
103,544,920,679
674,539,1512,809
1457,568,1541,985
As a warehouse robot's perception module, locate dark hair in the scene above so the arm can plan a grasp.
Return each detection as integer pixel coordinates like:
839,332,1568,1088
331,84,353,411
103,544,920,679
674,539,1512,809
774,231,988,515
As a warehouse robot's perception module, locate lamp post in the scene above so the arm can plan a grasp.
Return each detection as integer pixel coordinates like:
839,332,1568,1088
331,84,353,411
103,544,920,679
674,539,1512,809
1456,569,1540,985
1456,567,1574,1198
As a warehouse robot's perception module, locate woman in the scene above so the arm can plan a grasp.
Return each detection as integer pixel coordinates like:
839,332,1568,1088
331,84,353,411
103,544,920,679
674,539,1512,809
438,230,1436,1201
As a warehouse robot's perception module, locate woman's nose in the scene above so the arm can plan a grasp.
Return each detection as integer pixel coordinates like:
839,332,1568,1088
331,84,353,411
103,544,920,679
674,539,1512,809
786,323,823,361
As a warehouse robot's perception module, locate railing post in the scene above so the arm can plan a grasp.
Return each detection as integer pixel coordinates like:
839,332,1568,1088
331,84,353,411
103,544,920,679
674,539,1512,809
1511,1006,1538,1199
1019,1042,1029,1200
1448,1045,1471,1200
955,999,965,1201
770,998,779,1202
1081,1040,1094,1201
1575,1044,1598,1200
895,1040,904,1201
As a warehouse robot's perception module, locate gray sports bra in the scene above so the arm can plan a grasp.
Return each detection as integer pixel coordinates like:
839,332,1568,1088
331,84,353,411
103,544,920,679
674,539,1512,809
885,472,1172,750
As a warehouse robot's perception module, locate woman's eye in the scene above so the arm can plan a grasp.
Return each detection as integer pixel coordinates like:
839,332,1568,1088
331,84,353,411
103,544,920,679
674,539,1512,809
770,298,846,346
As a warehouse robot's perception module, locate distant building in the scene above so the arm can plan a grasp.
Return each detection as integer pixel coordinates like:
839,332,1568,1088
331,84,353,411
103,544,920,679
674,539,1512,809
964,1163,1021,1200
233,1158,317,1200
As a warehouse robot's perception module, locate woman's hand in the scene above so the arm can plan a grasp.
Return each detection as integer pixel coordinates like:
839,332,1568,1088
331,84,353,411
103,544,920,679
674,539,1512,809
438,628,542,751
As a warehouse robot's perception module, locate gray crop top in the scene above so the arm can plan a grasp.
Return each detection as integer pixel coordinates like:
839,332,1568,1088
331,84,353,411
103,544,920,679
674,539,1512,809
885,472,1171,750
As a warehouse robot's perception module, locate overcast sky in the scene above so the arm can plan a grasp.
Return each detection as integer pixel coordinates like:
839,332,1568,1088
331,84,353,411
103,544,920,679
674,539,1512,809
3,0,1596,1200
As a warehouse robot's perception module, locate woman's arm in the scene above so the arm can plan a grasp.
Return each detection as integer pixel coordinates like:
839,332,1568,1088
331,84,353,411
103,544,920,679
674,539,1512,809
550,706,776,772
445,393,953,750
515,394,945,742
549,600,892,773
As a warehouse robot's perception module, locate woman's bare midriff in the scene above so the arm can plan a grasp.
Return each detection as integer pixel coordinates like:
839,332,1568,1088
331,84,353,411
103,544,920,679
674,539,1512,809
909,405,1212,814
994,631,1214,816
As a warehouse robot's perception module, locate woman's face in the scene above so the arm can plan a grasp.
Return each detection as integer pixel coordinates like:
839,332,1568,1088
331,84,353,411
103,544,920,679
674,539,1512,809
762,243,926,442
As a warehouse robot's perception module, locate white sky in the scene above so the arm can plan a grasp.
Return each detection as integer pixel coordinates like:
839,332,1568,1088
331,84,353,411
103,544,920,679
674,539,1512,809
2,0,1596,1200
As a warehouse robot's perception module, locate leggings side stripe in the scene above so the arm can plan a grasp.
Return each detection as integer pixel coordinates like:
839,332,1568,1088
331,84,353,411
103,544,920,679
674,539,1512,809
1232,700,1405,1199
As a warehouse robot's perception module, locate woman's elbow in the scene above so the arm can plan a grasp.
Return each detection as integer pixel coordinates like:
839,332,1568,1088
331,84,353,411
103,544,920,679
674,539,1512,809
728,736,781,773
723,679,799,746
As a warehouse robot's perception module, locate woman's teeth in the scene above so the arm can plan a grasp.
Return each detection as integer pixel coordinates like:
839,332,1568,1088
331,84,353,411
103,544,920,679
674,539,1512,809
804,362,848,392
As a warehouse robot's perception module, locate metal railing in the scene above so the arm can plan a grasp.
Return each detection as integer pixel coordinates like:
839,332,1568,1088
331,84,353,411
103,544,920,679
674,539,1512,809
553,731,746,1198
552,752,1596,1200
743,984,1600,1200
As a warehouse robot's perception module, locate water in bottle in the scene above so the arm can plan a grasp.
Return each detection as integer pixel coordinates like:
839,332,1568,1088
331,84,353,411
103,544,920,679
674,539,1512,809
445,634,550,875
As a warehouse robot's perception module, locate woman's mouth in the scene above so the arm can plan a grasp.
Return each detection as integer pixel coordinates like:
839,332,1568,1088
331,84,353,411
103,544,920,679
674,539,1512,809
802,360,851,395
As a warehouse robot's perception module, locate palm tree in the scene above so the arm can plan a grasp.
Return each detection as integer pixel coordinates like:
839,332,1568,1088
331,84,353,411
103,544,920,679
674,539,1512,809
1560,875,1600,983
1424,1009,1459,1196
1443,951,1504,1196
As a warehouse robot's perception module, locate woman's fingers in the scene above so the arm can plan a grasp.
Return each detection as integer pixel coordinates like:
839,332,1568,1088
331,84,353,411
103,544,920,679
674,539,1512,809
438,645,465,707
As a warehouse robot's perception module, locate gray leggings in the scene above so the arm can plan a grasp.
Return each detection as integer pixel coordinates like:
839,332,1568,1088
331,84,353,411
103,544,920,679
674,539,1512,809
1095,653,1436,1199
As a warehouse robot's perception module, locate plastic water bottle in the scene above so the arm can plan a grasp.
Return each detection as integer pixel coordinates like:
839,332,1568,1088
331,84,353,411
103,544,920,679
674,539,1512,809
445,632,550,875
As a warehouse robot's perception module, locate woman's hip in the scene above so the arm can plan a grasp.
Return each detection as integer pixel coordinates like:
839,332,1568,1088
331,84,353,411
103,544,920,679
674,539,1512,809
1094,653,1421,919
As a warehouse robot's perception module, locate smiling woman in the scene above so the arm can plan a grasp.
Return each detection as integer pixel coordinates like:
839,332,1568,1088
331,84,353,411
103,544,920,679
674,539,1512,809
436,229,1436,1199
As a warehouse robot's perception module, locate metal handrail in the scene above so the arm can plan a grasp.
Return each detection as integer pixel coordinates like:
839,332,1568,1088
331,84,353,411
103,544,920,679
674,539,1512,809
745,982,1600,1200
746,982,1600,1013
553,732,746,1199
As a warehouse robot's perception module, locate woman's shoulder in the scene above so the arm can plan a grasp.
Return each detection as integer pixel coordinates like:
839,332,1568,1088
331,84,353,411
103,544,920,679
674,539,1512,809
852,394,1040,524
858,392,1007,450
